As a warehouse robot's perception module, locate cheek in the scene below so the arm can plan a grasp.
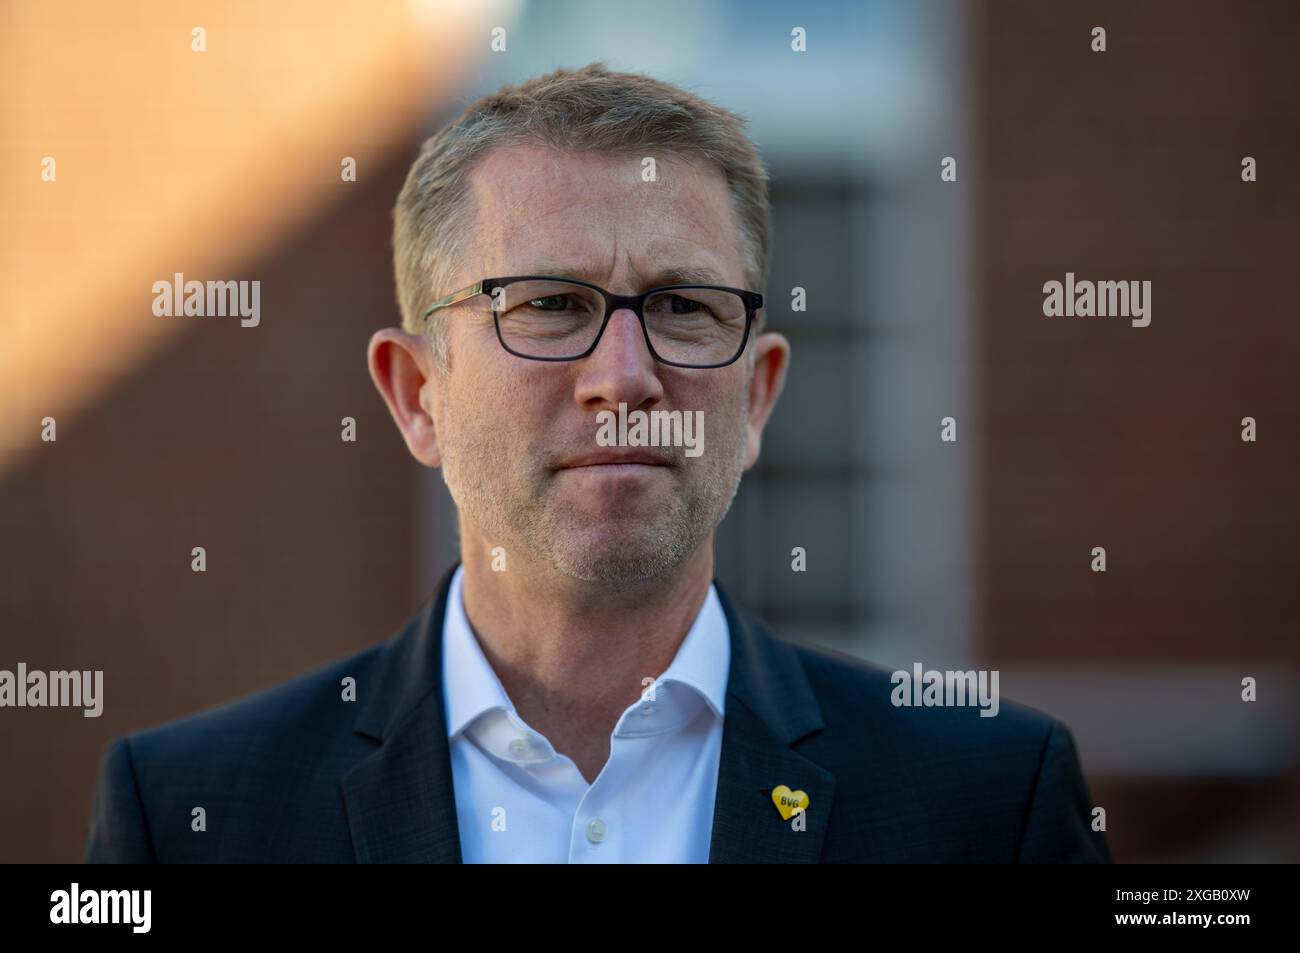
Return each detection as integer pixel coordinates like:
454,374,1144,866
447,325,514,410
447,361,568,448
694,377,747,430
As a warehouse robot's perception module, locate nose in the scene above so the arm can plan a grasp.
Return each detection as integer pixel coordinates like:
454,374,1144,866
572,307,663,413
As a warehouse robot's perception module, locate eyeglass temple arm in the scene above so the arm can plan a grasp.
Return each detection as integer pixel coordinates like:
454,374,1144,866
422,281,485,320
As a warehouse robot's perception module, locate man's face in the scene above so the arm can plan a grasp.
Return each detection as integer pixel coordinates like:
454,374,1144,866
386,142,787,586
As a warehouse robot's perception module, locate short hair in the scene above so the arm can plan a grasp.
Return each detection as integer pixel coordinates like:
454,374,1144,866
392,61,772,370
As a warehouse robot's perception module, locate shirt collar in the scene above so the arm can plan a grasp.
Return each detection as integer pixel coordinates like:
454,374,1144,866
442,564,729,763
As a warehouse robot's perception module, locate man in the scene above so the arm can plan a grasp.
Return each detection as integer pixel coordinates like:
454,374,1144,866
85,63,1111,863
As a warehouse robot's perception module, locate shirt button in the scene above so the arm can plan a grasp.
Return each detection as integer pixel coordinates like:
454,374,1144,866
640,704,656,716
586,818,607,844
508,738,531,759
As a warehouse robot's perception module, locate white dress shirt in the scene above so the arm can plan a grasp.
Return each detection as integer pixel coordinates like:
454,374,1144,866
442,564,730,863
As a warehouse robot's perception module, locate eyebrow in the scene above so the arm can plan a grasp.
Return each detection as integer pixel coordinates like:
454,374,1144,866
518,263,730,287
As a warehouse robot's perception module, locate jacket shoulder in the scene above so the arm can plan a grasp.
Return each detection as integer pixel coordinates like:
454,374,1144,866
126,639,389,761
790,639,1060,743
785,640,1063,815
781,639,1108,861
86,637,397,862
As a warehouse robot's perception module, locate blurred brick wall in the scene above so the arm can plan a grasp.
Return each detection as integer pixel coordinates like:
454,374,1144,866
0,139,430,862
976,0,1300,859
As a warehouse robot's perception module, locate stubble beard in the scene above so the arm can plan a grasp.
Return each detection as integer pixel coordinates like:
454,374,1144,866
438,401,750,588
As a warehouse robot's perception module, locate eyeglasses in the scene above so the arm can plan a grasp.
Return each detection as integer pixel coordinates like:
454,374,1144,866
421,276,762,369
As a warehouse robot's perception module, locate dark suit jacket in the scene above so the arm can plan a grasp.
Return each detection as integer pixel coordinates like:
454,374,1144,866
85,562,1112,863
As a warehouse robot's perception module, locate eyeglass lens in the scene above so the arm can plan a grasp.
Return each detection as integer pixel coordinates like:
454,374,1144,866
489,279,748,365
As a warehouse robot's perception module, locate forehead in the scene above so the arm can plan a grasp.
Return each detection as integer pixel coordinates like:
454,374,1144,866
461,141,746,288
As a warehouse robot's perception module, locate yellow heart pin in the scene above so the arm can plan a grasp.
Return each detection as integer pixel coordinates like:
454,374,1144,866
771,785,809,821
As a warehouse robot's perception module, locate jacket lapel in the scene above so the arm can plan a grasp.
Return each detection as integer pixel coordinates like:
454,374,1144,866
341,563,464,863
709,582,835,863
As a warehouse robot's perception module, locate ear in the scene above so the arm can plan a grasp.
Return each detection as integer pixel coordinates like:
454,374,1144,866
743,331,790,471
367,328,443,467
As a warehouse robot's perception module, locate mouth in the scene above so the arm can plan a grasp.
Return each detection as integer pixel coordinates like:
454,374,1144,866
555,451,674,470
553,453,674,485
558,463,669,483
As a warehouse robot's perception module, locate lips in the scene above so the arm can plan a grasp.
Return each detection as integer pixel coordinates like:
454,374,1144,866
556,450,673,469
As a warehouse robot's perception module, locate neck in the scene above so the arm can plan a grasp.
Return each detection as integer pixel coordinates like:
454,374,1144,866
456,527,715,742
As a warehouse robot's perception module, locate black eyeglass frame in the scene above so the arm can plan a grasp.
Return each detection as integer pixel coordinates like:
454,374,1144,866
421,275,763,369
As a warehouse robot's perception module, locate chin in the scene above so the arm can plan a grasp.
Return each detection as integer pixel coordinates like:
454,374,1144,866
546,528,691,586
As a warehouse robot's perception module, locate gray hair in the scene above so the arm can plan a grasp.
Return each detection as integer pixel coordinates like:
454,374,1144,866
392,61,772,371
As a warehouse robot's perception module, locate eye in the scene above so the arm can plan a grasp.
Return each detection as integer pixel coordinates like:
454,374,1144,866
665,295,704,314
527,295,572,311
